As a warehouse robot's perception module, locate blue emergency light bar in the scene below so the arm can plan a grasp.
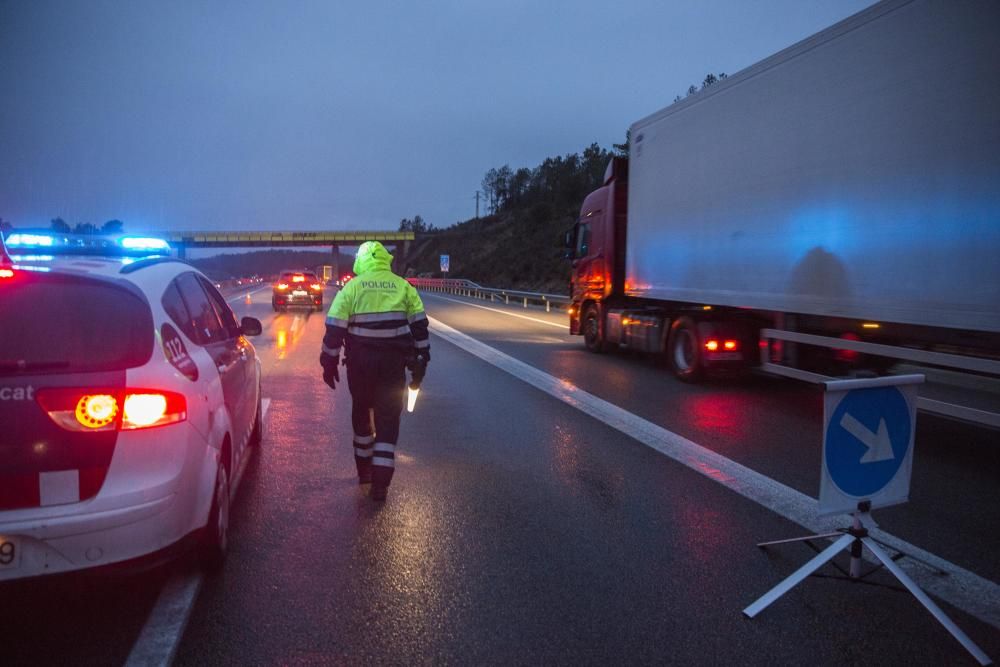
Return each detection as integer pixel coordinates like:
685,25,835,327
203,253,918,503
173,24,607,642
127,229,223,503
2,232,172,257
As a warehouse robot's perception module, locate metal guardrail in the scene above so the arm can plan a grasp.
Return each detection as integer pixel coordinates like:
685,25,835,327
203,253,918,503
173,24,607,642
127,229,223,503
407,277,571,313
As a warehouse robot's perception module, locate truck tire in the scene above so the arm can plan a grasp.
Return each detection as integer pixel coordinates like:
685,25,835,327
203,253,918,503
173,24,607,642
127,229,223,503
667,316,704,382
583,306,606,353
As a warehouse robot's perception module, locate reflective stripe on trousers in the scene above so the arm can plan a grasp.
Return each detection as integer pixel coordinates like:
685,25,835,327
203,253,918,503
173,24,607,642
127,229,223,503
372,442,395,468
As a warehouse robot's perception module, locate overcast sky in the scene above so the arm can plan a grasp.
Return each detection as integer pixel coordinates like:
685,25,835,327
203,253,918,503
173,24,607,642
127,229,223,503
0,0,875,234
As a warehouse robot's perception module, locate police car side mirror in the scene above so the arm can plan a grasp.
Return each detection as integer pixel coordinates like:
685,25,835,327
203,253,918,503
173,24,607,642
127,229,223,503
241,317,263,336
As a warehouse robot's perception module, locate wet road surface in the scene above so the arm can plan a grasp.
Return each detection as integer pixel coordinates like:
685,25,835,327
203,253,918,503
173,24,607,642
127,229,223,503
4,286,999,665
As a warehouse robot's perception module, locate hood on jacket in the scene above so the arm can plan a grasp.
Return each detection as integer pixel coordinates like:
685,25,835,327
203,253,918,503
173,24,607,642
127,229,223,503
353,240,394,275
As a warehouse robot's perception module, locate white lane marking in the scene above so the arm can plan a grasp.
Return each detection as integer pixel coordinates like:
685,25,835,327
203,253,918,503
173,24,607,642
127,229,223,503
427,315,1000,630
127,398,273,665
227,286,270,303
424,293,567,329
124,572,203,667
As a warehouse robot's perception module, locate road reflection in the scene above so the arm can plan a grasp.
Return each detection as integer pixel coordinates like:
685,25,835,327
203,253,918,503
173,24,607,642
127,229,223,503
273,313,310,361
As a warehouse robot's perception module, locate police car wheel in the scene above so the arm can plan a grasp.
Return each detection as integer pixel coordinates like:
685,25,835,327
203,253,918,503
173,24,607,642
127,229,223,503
200,462,230,572
248,393,263,448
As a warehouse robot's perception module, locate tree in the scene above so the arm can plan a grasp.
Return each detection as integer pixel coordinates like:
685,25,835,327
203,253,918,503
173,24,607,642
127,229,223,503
50,217,71,232
613,130,631,157
398,215,430,233
101,219,124,233
74,222,98,234
687,85,698,97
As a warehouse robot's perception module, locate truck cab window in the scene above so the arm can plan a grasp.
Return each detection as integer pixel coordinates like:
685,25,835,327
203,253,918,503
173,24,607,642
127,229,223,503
577,222,592,258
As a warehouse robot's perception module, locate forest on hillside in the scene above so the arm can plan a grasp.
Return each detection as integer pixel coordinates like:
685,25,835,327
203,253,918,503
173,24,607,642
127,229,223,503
401,141,622,293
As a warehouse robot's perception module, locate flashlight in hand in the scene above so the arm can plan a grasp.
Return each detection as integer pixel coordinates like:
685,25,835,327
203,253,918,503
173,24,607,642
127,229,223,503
406,354,427,413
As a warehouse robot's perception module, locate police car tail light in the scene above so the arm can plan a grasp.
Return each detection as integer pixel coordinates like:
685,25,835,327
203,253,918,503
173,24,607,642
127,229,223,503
0,268,15,279
122,391,186,429
36,388,186,432
36,388,120,432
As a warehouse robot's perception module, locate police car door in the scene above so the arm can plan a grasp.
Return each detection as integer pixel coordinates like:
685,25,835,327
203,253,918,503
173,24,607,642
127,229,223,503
199,276,256,449
173,274,247,447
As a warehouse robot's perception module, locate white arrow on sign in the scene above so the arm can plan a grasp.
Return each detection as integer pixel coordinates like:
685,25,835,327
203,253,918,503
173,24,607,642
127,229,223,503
839,413,894,463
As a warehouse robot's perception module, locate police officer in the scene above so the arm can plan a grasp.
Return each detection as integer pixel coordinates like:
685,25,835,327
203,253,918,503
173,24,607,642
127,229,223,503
320,241,430,501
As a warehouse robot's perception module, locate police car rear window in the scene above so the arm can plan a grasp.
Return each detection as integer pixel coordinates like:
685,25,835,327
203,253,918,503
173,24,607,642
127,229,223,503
0,272,153,375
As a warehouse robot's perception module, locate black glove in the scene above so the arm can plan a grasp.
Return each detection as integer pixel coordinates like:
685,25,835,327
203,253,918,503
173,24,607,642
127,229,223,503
320,353,340,389
323,367,339,390
407,351,429,384
407,348,430,368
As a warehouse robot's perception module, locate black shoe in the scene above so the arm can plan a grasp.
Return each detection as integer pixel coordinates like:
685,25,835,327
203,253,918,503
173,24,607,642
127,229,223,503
358,470,372,485
370,485,388,501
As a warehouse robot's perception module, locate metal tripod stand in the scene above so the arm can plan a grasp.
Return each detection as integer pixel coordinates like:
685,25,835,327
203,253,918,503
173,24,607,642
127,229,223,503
743,504,992,666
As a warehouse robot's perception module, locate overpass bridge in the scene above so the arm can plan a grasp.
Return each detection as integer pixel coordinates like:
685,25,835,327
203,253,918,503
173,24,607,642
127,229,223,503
162,230,416,274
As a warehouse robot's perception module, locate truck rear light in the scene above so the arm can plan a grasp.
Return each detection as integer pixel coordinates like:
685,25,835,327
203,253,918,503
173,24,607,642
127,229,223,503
37,388,186,432
310,283,322,290
724,340,738,351
276,283,289,290
705,339,719,352
835,332,861,363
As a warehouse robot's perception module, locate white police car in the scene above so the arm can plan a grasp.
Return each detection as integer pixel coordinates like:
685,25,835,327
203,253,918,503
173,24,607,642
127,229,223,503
0,232,262,579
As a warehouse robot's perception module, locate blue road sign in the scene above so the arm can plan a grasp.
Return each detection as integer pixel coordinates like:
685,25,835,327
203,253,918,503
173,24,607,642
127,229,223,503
440,254,450,273
825,386,911,497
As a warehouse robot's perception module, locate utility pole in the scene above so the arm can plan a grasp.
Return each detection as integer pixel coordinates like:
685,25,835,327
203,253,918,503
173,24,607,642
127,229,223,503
474,191,481,219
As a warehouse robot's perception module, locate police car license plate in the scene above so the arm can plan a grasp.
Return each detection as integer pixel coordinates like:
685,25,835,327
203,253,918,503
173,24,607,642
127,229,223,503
0,536,21,570
292,290,307,296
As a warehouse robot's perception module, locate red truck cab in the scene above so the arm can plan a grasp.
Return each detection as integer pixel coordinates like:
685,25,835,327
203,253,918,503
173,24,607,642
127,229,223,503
569,157,628,345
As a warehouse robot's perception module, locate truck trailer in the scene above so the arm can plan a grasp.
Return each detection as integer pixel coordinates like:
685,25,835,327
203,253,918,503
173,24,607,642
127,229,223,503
568,0,1000,426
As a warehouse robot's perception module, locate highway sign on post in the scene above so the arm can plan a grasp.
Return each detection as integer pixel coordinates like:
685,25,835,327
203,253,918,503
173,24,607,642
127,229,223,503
819,375,924,516
440,254,450,274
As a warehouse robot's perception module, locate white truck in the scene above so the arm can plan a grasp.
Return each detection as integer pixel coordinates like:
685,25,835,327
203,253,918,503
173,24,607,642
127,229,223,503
568,0,1000,426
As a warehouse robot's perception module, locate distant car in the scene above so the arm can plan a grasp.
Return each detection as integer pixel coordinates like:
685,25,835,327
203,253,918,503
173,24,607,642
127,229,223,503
0,233,263,580
272,270,323,312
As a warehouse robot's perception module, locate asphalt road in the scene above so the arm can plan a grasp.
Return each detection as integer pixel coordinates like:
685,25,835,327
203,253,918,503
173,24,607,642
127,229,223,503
4,286,999,666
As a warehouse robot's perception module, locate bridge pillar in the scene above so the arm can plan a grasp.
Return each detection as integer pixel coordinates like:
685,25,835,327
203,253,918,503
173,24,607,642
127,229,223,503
331,244,339,282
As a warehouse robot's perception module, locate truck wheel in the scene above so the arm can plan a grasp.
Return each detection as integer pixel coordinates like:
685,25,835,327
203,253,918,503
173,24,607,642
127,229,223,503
583,306,606,353
668,316,704,382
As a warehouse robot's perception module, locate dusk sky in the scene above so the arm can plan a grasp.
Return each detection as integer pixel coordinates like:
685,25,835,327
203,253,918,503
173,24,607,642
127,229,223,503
1,0,875,235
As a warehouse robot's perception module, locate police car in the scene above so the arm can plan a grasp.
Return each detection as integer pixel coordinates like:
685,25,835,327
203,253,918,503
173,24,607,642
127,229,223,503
0,232,263,580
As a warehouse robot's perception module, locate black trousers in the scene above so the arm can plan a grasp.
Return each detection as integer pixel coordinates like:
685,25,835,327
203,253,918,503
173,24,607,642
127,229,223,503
346,346,408,488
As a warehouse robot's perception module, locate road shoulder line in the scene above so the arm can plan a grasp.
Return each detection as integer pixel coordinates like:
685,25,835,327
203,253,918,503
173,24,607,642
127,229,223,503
124,572,203,667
